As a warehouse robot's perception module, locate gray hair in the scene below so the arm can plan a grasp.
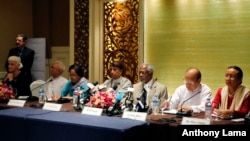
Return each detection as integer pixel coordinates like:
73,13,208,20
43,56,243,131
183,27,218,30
53,61,65,74
141,63,154,75
8,56,23,69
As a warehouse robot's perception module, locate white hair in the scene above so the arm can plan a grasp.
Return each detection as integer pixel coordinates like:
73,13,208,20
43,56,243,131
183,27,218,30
8,56,23,69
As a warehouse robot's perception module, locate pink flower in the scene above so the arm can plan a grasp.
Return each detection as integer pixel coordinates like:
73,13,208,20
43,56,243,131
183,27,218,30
86,91,117,109
0,83,15,102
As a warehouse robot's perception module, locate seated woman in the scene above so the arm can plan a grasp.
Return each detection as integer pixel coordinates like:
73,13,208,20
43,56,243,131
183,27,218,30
2,56,32,98
52,64,89,100
212,66,250,118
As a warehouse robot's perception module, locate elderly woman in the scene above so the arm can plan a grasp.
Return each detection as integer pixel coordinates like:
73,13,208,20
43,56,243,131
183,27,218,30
2,56,32,98
212,66,250,118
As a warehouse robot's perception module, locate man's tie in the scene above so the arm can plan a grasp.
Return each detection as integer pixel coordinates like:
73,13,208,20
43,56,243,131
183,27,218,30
141,88,147,107
136,88,148,112
18,49,23,57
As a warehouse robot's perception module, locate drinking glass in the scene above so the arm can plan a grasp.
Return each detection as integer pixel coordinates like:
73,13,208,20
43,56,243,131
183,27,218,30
212,103,220,121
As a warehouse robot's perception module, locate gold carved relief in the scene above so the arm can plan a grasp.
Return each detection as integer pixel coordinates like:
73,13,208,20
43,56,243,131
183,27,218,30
103,0,139,84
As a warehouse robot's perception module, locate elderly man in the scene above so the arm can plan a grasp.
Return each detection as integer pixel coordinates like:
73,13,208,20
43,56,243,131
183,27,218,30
102,61,132,93
132,63,168,113
162,67,212,114
45,61,68,101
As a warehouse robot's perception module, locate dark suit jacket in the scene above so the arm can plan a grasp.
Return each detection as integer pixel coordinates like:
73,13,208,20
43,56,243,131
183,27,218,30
3,71,32,97
5,46,35,83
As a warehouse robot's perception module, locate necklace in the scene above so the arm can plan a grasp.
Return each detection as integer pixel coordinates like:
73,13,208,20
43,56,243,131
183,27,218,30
228,92,235,98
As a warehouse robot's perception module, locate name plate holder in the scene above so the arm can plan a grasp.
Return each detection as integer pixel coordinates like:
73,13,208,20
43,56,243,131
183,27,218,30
7,99,26,107
181,117,210,125
43,102,62,111
81,107,103,116
122,111,147,121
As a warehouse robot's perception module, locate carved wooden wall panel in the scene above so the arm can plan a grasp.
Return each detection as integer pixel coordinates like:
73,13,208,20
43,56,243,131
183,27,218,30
103,0,139,84
74,0,89,78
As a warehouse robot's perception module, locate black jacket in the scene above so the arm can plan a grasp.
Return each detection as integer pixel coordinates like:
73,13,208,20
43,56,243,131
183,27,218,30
5,46,35,84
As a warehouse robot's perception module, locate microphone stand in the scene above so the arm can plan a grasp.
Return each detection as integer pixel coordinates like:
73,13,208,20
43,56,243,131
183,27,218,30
106,83,120,116
31,79,53,91
83,81,99,104
74,95,82,111
124,91,133,111
27,79,53,102
176,108,192,118
176,91,201,118
245,111,250,123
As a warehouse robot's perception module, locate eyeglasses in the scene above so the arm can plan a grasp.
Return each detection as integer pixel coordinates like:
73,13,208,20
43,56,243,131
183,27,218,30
183,80,196,85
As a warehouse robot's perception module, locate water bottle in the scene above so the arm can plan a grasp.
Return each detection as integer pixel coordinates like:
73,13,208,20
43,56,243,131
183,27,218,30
205,97,212,120
38,86,45,104
73,87,80,107
151,94,160,115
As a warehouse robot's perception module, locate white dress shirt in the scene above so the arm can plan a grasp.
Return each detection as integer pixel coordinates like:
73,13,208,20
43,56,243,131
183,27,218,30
45,76,68,99
169,83,212,113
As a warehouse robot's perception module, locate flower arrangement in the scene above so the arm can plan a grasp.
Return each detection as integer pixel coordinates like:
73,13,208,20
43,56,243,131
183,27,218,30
85,88,124,116
0,82,15,103
86,90,117,109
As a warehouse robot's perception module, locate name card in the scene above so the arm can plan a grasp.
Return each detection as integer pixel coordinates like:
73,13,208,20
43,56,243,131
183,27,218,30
122,111,147,121
43,103,62,111
81,107,103,116
181,117,210,125
7,99,26,107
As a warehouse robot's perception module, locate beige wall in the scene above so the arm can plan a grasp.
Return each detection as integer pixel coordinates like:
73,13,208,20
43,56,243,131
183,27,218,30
144,0,250,95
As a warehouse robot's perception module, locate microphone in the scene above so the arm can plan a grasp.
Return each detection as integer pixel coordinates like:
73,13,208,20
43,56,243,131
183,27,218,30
176,91,201,118
27,79,53,102
86,81,99,94
106,83,123,116
82,81,99,104
124,87,134,111
31,79,53,91
112,82,120,91
245,110,250,122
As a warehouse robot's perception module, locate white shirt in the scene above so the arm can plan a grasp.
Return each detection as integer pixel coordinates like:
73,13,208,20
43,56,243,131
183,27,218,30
45,76,68,99
169,83,212,113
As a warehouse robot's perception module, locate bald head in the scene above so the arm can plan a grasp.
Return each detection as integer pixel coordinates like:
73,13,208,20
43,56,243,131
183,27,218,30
184,67,202,91
185,67,201,81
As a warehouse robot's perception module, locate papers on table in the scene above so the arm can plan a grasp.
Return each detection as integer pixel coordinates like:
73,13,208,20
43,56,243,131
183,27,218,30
162,109,178,114
211,113,232,120
18,96,29,100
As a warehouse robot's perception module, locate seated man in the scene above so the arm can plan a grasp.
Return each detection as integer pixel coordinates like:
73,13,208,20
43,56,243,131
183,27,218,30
132,63,168,113
162,67,212,113
102,61,132,93
2,56,32,98
44,61,68,101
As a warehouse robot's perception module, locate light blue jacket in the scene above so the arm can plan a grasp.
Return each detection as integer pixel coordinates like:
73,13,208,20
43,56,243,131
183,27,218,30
60,77,89,98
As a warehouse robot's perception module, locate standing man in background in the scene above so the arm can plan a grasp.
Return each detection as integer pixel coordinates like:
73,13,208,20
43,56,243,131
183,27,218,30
5,33,35,85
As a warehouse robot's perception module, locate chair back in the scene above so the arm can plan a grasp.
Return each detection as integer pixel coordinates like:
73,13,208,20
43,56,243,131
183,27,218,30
30,80,46,97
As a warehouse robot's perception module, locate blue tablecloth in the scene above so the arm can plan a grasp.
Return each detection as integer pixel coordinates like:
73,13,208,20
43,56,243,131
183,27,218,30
0,108,148,141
